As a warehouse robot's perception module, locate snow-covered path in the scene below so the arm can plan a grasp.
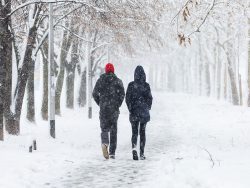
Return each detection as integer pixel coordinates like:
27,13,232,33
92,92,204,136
1,93,250,188
58,95,177,188
52,93,250,188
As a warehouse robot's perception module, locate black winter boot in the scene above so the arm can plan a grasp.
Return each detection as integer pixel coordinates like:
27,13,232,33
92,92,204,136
132,149,138,160
140,154,146,160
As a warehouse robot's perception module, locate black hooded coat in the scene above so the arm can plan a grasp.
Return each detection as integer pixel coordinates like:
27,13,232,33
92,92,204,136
125,66,153,123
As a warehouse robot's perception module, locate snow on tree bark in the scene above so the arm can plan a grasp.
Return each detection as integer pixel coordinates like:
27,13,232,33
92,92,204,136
86,32,92,119
216,46,222,100
3,1,12,122
66,26,79,109
225,52,239,105
247,18,250,107
226,7,239,105
26,59,35,122
204,57,211,97
0,0,12,139
224,63,228,100
55,20,72,115
5,4,42,135
198,38,203,96
41,41,49,120
78,68,87,107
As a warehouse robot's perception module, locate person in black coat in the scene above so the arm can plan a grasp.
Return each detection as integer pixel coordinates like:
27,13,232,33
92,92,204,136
93,63,125,159
125,65,153,160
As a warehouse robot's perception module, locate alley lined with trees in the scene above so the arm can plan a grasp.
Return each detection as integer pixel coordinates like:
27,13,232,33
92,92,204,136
0,0,249,140
0,1,250,187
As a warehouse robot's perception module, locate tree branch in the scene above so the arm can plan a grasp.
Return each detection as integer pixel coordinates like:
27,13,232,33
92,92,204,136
202,148,215,168
187,0,216,37
6,0,107,18
34,4,83,56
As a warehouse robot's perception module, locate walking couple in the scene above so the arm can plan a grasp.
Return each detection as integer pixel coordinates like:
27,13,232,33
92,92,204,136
92,63,153,160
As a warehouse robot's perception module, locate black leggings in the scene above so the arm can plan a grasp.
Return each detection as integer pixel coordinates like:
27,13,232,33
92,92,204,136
131,121,146,156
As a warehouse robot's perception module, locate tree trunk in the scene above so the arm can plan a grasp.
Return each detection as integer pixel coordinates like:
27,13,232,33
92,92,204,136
239,74,243,106
216,46,222,100
0,51,4,139
160,65,167,91
181,62,185,92
86,35,92,119
187,61,192,93
167,65,172,91
183,62,187,92
0,103,3,140
0,3,5,140
8,27,38,134
0,0,12,139
226,52,239,105
186,62,190,93
26,60,35,122
237,32,242,106
149,62,154,90
212,47,216,97
202,42,211,97
78,68,87,107
223,59,228,100
194,53,199,95
247,18,250,106
205,61,211,97
66,68,75,109
198,40,203,96
55,21,72,115
41,42,49,120
226,7,238,105
66,27,79,109
4,22,12,122
155,62,160,90
2,0,12,120
5,6,41,134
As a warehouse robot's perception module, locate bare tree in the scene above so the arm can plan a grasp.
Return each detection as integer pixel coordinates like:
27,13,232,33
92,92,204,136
55,20,73,115
41,40,49,120
247,18,250,106
66,25,79,108
5,3,43,134
26,59,35,122
0,0,12,139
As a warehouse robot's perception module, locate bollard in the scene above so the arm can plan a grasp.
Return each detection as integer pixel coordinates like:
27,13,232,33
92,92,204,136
33,140,37,150
29,145,32,153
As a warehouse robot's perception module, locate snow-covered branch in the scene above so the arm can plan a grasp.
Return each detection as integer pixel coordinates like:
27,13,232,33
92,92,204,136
7,0,107,18
202,148,215,168
187,0,216,37
56,24,90,42
34,4,84,56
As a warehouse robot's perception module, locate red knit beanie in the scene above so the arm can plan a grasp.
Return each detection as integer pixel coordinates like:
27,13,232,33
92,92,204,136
105,63,114,74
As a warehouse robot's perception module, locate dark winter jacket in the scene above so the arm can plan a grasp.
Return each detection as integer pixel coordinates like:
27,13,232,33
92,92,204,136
126,66,153,123
93,73,125,119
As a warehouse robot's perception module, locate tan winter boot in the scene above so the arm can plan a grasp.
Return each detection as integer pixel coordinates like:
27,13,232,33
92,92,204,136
102,144,109,159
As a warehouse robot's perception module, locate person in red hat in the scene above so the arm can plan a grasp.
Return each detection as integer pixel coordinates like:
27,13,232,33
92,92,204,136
93,63,125,159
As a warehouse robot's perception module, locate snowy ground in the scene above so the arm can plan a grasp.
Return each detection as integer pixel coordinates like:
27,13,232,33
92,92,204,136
1,92,250,188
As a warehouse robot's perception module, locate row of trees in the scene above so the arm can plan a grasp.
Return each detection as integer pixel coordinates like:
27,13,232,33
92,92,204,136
149,0,249,107
1,0,248,141
0,0,165,140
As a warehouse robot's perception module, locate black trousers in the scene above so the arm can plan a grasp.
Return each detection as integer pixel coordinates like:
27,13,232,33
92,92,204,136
131,121,146,156
100,113,118,156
